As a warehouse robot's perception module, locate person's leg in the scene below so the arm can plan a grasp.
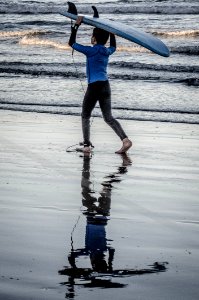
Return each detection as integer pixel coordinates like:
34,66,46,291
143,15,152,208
82,83,98,152
99,81,132,153
99,81,126,139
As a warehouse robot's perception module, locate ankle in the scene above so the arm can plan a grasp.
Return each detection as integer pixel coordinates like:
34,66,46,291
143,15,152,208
122,138,131,144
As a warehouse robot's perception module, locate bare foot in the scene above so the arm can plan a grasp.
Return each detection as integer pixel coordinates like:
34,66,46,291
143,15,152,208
115,138,132,154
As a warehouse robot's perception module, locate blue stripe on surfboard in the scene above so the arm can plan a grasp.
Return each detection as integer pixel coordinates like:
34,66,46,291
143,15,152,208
59,11,170,57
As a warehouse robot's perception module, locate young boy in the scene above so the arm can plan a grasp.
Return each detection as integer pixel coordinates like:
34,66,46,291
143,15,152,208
68,16,132,154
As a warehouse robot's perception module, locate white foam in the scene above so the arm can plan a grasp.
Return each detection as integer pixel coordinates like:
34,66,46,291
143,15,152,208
19,36,70,50
0,29,48,38
153,29,199,37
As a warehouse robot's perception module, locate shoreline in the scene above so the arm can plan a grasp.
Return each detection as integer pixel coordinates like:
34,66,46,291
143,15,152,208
0,106,198,125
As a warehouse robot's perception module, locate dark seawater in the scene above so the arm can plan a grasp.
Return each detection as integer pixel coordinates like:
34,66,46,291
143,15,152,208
0,0,199,124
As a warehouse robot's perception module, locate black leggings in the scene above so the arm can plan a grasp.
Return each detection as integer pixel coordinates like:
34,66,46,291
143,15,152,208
81,80,127,146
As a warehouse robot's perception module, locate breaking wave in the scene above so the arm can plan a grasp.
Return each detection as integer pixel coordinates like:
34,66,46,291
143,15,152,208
1,29,198,56
19,36,149,52
18,36,199,56
0,29,48,38
1,28,199,40
1,61,198,86
111,61,199,73
1,2,199,15
0,33,198,59
171,45,199,55
153,29,199,37
19,36,70,50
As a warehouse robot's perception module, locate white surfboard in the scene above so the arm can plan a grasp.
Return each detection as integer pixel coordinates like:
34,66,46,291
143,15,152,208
59,2,170,57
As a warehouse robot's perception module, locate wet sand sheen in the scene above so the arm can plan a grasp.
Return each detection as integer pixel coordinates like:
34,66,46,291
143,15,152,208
0,111,199,300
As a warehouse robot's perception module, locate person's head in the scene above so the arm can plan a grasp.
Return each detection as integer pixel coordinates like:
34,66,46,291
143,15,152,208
91,28,110,45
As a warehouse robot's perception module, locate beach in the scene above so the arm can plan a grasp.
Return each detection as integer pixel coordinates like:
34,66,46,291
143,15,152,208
0,110,199,300
1,0,199,297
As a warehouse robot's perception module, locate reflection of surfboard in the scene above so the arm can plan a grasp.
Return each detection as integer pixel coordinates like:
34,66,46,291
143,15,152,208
59,2,170,57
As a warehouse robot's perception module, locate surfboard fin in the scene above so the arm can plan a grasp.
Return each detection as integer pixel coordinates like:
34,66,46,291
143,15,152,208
92,6,99,18
67,2,78,15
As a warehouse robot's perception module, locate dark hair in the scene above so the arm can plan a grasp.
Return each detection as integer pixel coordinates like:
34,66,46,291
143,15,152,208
93,28,110,45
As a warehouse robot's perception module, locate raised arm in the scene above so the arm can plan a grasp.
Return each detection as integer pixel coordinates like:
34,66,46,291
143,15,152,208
68,16,83,47
110,33,116,49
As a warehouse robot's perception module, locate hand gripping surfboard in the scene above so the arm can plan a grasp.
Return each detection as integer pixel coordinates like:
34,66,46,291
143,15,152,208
59,2,170,57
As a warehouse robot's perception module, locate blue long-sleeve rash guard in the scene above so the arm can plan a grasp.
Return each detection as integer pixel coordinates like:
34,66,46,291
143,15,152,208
72,43,116,84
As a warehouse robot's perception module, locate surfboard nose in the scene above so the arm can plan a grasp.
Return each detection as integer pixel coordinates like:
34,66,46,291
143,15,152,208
157,43,170,57
161,45,170,57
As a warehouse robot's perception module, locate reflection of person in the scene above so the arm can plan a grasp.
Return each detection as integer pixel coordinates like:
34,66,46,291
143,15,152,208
68,16,132,154
59,154,168,297
68,153,116,274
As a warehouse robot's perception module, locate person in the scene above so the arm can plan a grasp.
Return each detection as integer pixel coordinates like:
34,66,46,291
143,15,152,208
68,16,132,154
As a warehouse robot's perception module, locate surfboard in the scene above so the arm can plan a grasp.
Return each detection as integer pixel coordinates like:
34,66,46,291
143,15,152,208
59,2,170,58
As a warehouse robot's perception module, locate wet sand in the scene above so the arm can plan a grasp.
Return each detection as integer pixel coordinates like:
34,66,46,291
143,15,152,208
0,110,199,300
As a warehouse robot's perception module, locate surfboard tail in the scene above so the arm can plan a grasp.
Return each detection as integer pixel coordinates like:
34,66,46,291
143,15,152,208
67,2,78,15
92,6,99,18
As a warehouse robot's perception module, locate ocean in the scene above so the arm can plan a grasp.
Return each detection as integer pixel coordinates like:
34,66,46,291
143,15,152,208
0,0,199,124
